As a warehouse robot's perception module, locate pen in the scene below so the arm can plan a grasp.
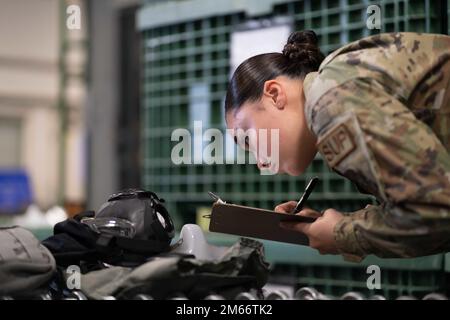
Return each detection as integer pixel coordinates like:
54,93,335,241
291,176,319,214
207,191,226,204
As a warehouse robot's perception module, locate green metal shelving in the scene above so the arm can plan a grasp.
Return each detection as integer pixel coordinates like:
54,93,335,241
138,0,450,296
139,0,447,225
206,232,449,299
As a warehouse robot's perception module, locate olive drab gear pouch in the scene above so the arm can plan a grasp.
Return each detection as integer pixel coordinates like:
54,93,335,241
0,226,56,295
76,238,270,300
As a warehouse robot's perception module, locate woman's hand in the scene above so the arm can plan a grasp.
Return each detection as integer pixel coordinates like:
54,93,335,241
274,201,322,218
275,202,344,254
274,201,298,214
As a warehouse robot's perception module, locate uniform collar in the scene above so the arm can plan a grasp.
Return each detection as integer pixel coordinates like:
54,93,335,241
302,44,341,98
302,71,318,102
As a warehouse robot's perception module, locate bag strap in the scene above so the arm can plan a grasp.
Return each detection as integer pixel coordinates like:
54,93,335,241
95,233,170,256
116,236,169,254
73,210,95,221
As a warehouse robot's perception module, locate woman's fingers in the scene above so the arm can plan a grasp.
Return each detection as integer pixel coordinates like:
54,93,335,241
274,201,298,213
297,208,322,218
274,201,320,216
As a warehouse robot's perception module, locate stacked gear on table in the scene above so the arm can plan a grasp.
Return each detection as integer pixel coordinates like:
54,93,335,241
0,189,271,300
2,188,448,300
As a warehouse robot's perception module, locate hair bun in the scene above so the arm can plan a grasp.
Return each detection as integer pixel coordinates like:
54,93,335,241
286,30,319,47
282,30,324,65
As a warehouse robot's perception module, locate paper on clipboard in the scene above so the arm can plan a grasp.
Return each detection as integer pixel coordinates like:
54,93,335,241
208,202,315,245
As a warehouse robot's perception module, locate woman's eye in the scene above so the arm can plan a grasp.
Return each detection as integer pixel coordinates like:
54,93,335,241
233,135,250,150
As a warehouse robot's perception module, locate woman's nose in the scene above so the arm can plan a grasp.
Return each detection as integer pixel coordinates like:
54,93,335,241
257,159,269,170
257,161,264,170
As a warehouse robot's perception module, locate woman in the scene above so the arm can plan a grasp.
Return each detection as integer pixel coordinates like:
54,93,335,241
225,30,450,261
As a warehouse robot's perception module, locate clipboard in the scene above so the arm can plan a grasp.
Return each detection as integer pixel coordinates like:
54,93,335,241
208,202,316,245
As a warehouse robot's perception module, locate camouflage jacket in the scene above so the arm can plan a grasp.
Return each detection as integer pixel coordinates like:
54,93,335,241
303,32,450,261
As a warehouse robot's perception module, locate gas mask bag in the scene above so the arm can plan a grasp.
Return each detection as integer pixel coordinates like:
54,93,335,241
82,189,175,262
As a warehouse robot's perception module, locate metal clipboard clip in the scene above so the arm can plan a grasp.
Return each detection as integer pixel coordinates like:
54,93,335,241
203,191,226,219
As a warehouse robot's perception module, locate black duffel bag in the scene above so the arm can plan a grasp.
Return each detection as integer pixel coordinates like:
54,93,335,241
42,189,175,270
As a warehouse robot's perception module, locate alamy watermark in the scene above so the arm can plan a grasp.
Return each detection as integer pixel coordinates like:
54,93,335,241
366,5,381,30
66,265,81,290
171,121,280,175
66,4,81,30
366,264,381,290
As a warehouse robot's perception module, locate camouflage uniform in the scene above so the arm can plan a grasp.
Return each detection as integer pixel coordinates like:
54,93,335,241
302,32,450,262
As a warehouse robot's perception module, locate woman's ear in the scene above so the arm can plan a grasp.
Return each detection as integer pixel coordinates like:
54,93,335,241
263,79,287,110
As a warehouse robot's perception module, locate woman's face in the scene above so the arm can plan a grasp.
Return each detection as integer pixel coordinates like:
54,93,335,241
226,76,318,176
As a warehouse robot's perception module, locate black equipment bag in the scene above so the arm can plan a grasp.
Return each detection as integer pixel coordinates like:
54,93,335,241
42,189,175,270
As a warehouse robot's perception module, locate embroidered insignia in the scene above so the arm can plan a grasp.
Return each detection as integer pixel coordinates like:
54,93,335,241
317,123,356,167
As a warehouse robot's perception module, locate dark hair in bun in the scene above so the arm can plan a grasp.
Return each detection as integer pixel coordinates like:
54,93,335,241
225,30,325,114
282,30,324,70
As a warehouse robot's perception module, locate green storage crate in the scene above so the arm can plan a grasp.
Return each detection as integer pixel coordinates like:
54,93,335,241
205,232,449,299
138,0,448,225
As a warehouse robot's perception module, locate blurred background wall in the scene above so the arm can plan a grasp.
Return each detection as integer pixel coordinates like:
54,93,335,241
87,0,142,211
0,0,88,214
0,0,141,216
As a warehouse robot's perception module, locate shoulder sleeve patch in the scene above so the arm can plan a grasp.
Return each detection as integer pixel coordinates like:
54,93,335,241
317,123,356,168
